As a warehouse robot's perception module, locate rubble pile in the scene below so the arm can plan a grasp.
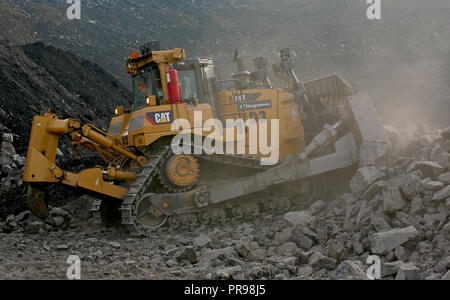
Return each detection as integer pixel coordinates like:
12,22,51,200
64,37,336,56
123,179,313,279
0,124,448,280
0,124,27,188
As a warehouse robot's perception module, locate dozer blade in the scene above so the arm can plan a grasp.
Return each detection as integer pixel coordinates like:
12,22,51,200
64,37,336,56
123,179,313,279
303,73,353,114
26,184,50,220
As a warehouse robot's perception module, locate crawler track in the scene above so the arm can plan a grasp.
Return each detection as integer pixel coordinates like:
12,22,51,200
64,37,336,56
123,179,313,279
91,141,325,236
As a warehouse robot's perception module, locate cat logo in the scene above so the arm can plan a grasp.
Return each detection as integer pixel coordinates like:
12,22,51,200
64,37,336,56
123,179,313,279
146,111,173,125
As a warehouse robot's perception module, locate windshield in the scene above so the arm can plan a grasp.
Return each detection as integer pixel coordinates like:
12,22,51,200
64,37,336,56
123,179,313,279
178,69,198,101
133,73,152,109
203,65,217,105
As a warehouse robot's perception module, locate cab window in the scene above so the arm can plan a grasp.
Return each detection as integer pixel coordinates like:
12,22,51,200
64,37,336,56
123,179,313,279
203,65,217,105
133,73,152,109
178,69,198,102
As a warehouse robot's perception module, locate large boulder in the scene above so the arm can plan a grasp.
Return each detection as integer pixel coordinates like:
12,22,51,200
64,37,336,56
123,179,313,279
370,226,420,255
416,161,445,180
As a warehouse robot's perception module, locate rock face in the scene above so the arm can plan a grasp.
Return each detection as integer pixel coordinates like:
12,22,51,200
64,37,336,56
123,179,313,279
370,226,420,255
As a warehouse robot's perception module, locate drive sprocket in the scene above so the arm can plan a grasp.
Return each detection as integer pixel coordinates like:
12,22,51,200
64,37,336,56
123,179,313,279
159,154,200,192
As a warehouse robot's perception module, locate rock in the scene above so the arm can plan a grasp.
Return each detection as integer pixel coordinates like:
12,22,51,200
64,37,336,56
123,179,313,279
274,228,292,244
416,161,445,179
425,273,442,280
327,240,345,261
352,241,364,255
410,196,423,215
86,237,98,244
423,213,447,230
362,180,385,200
431,185,450,202
356,201,373,225
370,226,420,255
442,270,450,280
0,107,7,120
61,196,94,219
310,200,326,215
284,211,315,228
438,172,450,185
350,167,385,199
394,246,408,262
398,174,423,200
289,225,315,250
56,148,64,157
52,216,65,227
235,236,258,258
27,221,44,234
200,247,236,262
15,210,30,222
275,242,299,256
383,181,406,213
193,233,212,248
308,252,337,270
297,265,313,277
1,142,16,156
333,260,368,280
217,266,242,278
107,241,122,249
5,214,14,223
425,181,444,191
176,247,198,264
2,133,13,143
381,261,403,278
395,263,420,280
432,152,449,169
247,249,267,262
51,207,70,217
166,258,177,268
370,214,392,232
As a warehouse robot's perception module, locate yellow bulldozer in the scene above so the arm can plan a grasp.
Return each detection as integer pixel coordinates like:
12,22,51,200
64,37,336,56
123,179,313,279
22,41,390,236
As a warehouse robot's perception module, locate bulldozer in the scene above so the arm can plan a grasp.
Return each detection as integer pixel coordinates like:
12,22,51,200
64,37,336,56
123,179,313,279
22,41,390,236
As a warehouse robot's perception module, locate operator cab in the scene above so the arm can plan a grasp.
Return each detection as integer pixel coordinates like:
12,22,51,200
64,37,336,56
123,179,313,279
132,62,164,109
175,58,219,115
131,57,219,115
